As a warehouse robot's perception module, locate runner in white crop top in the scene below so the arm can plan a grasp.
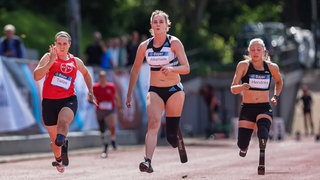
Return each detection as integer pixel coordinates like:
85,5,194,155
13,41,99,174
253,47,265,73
125,10,190,173
145,35,178,71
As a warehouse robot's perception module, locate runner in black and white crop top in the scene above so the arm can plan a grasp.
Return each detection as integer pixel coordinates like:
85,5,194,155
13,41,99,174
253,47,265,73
145,35,179,71
241,60,272,91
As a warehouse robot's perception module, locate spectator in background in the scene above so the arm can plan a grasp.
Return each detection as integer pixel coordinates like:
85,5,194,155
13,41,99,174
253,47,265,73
140,34,148,42
199,83,220,138
118,36,128,67
110,37,120,68
101,39,113,70
299,84,314,136
126,31,140,67
84,31,104,66
0,24,25,58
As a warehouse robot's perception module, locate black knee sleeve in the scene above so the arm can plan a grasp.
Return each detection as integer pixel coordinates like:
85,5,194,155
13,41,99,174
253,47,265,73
166,117,180,148
55,134,66,147
237,128,253,150
257,118,271,139
97,119,106,134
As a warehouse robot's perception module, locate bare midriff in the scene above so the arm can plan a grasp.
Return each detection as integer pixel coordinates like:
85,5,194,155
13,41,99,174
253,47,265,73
242,90,270,103
149,71,181,87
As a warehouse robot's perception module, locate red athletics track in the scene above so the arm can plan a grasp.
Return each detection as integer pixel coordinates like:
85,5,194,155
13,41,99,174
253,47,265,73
0,136,319,180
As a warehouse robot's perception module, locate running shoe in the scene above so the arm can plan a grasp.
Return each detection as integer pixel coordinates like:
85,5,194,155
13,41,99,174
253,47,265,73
239,148,247,157
139,158,153,173
101,144,108,158
52,161,64,173
61,139,69,166
101,152,107,158
111,140,117,150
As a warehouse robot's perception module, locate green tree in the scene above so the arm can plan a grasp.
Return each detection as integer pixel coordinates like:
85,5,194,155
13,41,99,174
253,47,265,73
0,0,288,70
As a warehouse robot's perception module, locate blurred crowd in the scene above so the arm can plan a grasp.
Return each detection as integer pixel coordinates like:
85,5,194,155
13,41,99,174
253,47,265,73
83,31,148,70
0,23,150,71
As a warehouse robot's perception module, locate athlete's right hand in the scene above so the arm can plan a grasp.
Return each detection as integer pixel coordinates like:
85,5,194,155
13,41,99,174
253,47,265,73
49,44,57,62
126,96,132,108
242,83,250,91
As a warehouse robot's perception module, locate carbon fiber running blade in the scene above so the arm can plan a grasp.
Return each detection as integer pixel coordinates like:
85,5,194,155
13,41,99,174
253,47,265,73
177,128,188,163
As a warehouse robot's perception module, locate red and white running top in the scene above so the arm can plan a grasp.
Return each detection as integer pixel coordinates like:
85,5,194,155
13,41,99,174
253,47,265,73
42,53,77,99
93,82,117,110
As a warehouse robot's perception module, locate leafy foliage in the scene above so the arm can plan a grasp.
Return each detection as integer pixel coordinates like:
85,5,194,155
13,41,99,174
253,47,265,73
0,8,65,57
0,0,287,74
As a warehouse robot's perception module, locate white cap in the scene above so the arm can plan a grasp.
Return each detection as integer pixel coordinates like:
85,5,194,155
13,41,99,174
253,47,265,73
4,24,15,32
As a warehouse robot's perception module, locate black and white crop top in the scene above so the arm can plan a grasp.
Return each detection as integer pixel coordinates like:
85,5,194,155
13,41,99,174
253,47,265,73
145,35,179,71
241,61,272,91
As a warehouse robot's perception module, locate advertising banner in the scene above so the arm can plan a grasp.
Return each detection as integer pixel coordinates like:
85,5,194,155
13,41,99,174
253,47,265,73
0,59,36,132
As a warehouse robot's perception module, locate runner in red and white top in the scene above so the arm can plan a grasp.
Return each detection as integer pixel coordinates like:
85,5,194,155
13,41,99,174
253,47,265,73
92,70,123,158
33,31,96,173
42,53,77,99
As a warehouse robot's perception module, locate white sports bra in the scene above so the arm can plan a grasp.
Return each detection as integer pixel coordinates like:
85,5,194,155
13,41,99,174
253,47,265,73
145,35,178,71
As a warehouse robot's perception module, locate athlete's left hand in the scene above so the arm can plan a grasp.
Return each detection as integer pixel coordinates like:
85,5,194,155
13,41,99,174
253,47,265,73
271,97,278,106
160,66,173,76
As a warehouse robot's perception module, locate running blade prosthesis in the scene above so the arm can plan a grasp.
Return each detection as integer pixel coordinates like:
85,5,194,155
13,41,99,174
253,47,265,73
177,128,188,163
61,139,69,166
258,138,266,175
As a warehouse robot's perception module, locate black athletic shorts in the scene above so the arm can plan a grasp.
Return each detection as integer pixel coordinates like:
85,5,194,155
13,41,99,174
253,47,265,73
239,103,273,123
42,95,78,126
148,83,183,104
303,108,311,114
96,109,116,121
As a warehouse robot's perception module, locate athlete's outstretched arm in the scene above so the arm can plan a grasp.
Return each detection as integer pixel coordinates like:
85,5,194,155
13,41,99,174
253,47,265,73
126,41,147,108
76,57,97,105
33,45,57,81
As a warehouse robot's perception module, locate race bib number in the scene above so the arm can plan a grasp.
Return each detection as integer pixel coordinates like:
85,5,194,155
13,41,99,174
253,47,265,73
146,50,170,65
99,101,112,110
51,73,72,90
248,74,270,90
